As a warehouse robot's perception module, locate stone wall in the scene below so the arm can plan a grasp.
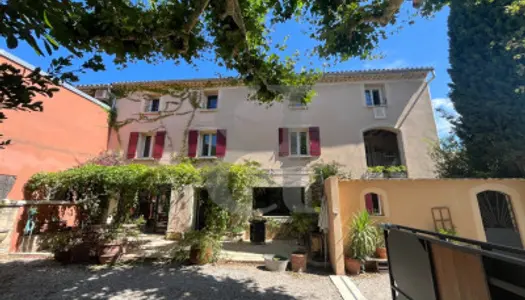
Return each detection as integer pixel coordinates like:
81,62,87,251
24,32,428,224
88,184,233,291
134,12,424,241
0,205,20,254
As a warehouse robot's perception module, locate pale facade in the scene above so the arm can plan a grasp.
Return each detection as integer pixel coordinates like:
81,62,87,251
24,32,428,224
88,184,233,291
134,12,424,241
94,68,438,181
81,68,439,236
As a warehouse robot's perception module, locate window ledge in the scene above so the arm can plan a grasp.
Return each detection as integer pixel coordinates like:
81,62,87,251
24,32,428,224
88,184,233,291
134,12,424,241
288,105,308,110
199,109,218,113
366,105,387,108
288,155,313,159
142,112,161,115
133,157,156,161
196,156,218,160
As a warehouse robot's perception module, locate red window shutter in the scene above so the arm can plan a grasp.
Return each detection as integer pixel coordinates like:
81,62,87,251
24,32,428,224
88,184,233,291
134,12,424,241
278,128,289,157
153,131,166,159
216,129,227,157
309,127,321,156
365,194,374,214
188,130,199,157
127,132,139,159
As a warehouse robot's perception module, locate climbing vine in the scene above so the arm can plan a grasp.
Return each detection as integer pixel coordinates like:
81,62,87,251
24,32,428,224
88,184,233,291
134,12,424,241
24,163,200,226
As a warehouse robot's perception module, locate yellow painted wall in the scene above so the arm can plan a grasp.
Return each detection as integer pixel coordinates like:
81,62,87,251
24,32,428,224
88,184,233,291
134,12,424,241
339,179,525,245
326,178,525,274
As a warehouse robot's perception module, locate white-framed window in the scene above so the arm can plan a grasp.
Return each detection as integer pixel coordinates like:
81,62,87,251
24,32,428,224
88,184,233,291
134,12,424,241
288,99,307,109
365,192,383,216
145,99,160,112
289,129,309,156
200,132,217,157
138,134,154,158
204,94,218,110
364,86,386,107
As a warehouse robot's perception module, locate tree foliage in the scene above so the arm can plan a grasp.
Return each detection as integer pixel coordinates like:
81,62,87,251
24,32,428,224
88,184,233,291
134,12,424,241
447,0,525,178
23,163,200,225
0,0,446,144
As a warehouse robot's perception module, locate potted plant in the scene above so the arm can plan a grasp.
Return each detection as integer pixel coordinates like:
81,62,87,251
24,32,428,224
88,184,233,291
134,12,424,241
264,254,289,272
291,249,308,272
366,166,385,179
178,230,221,265
375,230,387,259
345,211,377,275
230,225,246,241
385,165,407,178
97,229,125,264
290,212,317,246
40,230,90,264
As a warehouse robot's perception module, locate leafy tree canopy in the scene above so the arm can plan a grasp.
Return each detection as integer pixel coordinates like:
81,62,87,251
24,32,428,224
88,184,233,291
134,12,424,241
0,0,523,145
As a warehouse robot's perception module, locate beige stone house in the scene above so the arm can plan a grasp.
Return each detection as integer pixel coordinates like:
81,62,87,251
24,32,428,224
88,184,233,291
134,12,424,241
79,67,438,236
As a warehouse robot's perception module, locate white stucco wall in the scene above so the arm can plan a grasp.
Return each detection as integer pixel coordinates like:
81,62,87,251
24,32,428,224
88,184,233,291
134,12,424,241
110,78,438,182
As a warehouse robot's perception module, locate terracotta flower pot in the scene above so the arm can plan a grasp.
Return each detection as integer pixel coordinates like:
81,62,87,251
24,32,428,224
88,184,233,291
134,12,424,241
376,247,388,259
345,257,361,275
98,243,123,264
189,246,213,265
291,251,307,273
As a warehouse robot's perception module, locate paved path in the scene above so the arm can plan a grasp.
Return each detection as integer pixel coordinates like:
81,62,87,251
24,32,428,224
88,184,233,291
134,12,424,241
0,258,342,300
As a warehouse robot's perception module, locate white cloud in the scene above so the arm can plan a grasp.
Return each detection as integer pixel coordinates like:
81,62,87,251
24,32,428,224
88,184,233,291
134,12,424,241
431,98,458,138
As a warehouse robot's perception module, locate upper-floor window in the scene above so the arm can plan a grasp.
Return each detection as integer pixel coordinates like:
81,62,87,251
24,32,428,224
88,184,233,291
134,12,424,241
289,98,307,109
139,134,154,158
145,99,160,112
205,95,218,110
290,129,309,156
200,132,217,157
365,85,386,107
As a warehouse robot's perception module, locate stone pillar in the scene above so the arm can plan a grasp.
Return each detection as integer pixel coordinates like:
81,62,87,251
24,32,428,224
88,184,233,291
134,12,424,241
325,177,345,275
166,186,195,240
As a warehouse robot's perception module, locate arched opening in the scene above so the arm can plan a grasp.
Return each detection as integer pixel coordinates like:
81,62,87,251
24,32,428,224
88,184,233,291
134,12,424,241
363,129,402,167
365,193,383,216
477,190,523,248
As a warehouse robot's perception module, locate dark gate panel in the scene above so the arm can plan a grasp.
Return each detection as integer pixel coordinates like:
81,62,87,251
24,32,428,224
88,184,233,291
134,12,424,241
387,230,437,300
384,224,525,300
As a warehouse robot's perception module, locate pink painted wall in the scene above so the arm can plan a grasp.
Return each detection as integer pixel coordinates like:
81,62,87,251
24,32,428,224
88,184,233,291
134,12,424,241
0,55,109,199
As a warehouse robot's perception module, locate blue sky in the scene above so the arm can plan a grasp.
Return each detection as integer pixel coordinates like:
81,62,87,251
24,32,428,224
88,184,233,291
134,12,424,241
0,4,455,138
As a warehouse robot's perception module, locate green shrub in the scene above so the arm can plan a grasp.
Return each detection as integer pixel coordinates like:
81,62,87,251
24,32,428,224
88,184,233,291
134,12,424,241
348,211,377,260
367,166,385,174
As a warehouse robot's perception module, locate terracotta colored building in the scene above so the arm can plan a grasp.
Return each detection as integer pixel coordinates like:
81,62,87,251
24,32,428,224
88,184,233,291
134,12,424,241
0,50,110,200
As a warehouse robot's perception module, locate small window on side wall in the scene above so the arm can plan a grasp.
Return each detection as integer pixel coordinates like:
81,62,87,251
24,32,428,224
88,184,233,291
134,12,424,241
145,99,160,112
205,94,218,110
364,85,386,107
365,193,383,216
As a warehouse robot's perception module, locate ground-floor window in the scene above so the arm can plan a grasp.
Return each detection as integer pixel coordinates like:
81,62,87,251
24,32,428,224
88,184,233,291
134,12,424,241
253,187,305,216
365,192,383,216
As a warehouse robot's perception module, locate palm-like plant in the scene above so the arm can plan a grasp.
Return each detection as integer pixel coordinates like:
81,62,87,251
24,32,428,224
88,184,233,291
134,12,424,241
349,211,377,260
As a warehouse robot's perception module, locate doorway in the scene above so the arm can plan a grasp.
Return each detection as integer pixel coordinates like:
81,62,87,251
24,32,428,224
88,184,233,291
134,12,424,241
477,190,523,248
136,185,171,234
194,188,209,231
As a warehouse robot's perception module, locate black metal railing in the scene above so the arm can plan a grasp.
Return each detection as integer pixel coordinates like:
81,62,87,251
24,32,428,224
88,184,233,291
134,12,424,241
382,224,525,300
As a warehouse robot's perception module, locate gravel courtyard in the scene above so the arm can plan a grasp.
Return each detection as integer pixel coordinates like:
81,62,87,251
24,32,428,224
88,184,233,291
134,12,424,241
351,273,391,300
0,258,342,300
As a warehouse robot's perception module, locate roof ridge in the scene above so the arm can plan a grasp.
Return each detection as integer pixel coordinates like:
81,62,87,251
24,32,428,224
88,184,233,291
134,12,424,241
76,67,434,88
0,49,110,110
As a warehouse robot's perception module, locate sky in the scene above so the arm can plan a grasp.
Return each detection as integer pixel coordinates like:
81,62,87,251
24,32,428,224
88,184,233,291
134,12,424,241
0,3,456,139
